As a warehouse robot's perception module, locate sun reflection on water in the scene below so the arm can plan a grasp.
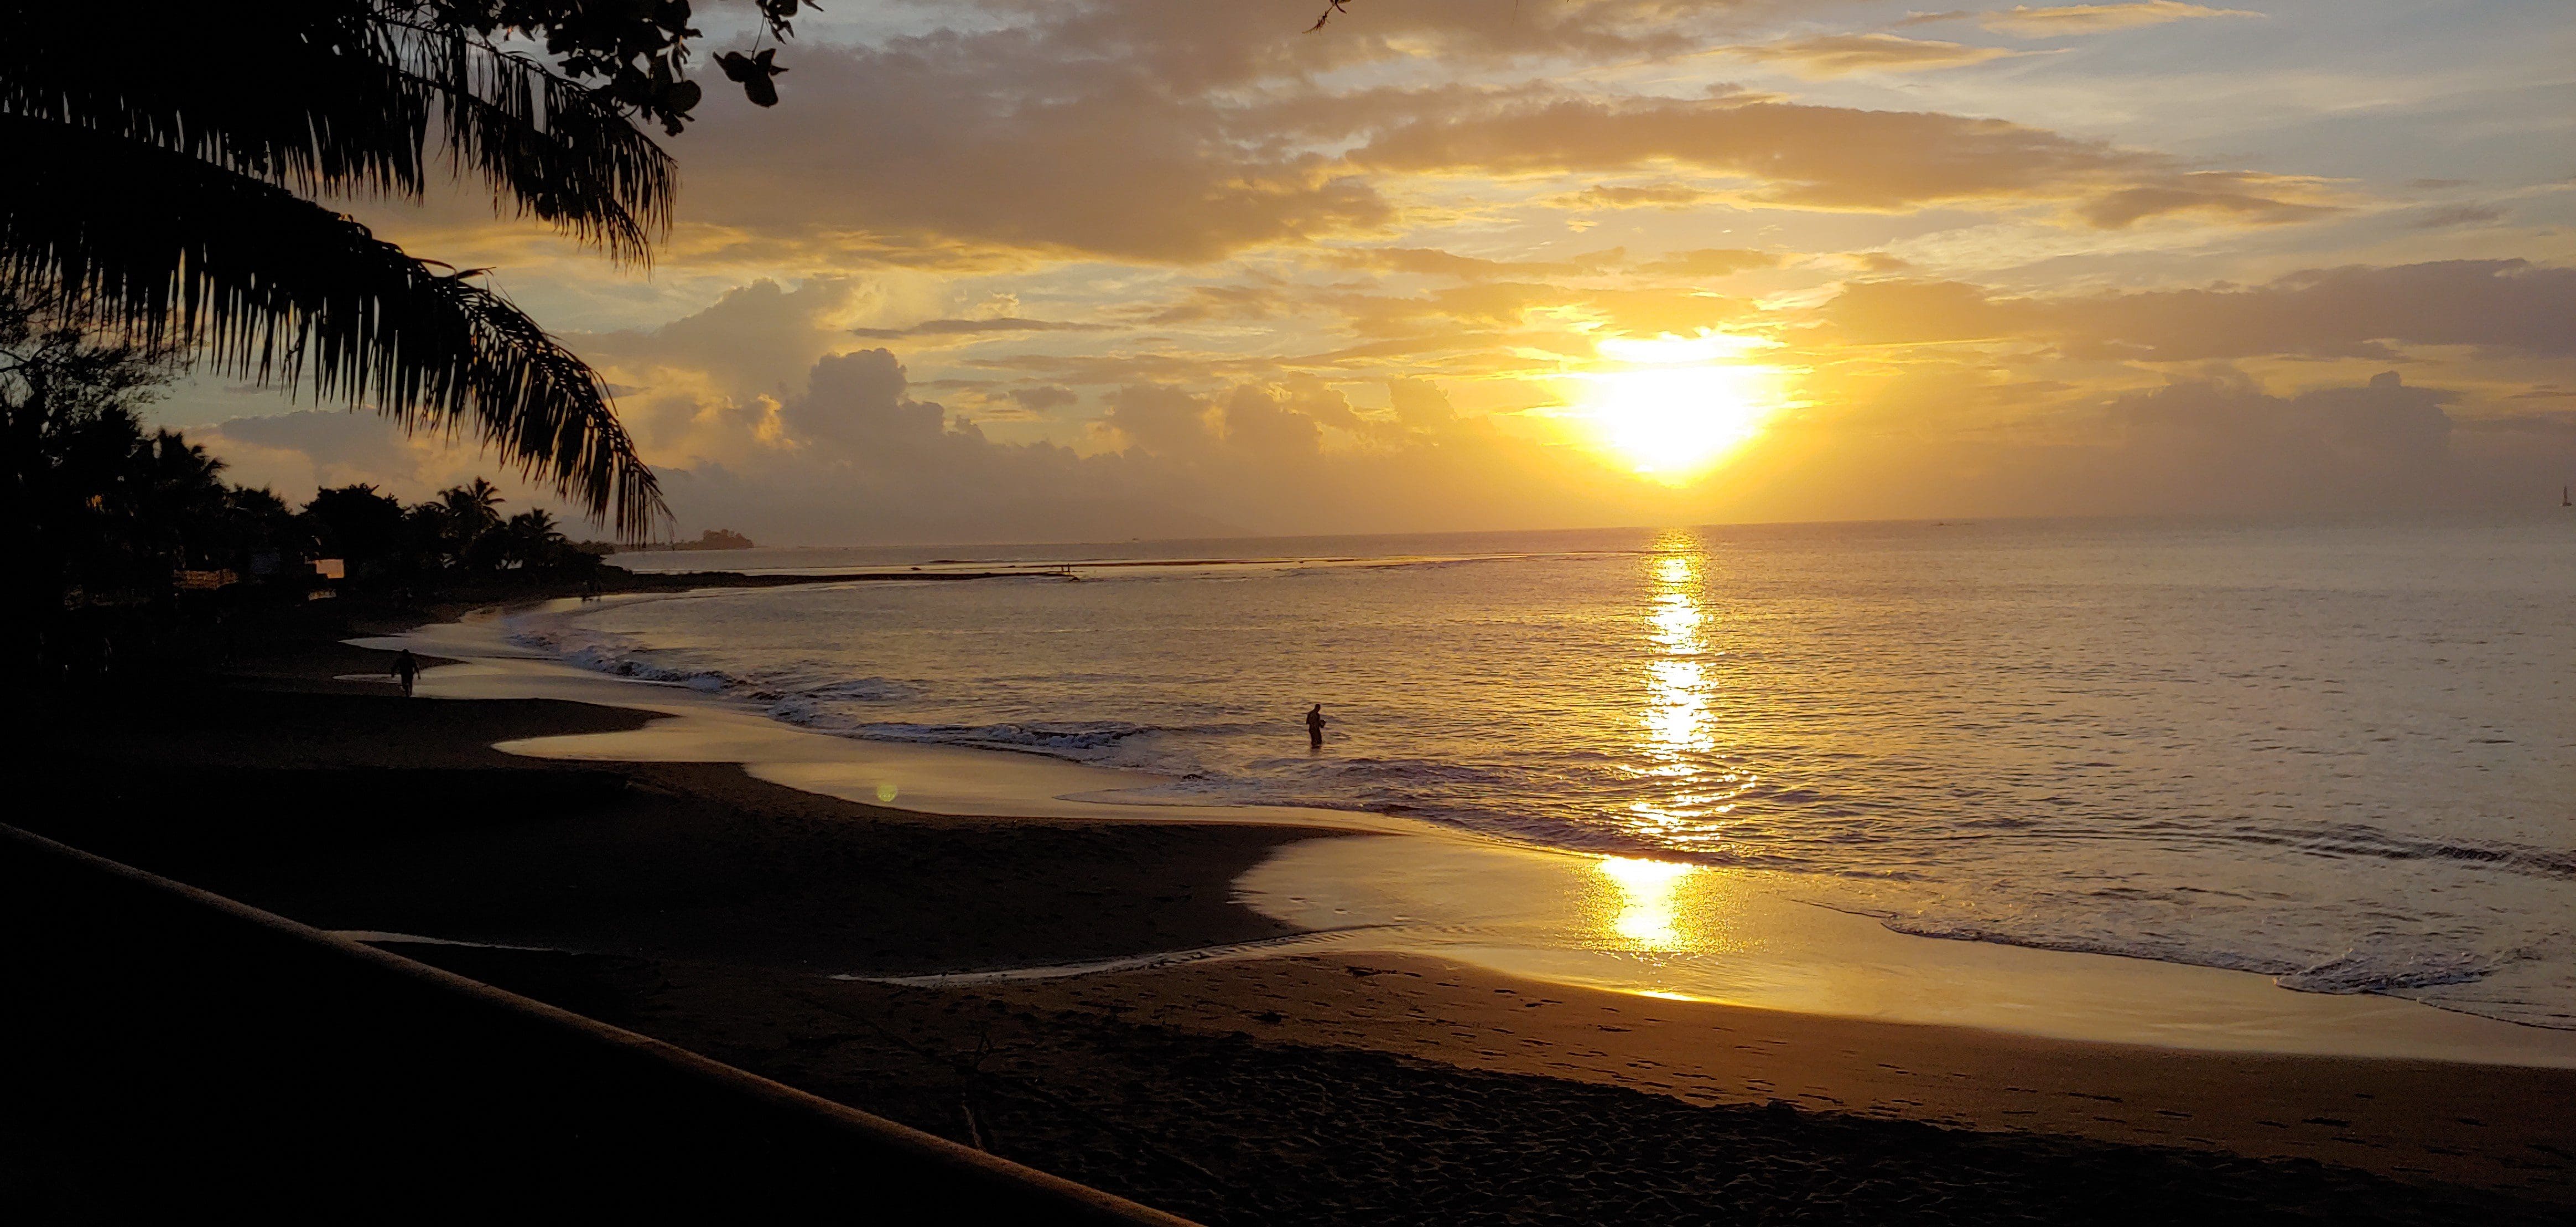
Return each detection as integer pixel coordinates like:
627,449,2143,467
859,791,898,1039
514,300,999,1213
1629,539,1729,828
1641,552,1711,776
1616,533,1760,860
1597,856,1697,948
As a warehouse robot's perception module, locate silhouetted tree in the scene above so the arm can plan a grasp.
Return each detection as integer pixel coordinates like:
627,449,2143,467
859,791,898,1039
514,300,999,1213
497,507,572,569
305,483,409,573
4,291,328,675
3,289,181,610
436,478,508,568
132,432,230,565
215,486,307,573
8,287,648,682
0,2,811,537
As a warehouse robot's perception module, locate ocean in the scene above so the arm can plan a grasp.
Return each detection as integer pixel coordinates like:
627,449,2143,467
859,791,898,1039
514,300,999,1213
522,514,2574,1028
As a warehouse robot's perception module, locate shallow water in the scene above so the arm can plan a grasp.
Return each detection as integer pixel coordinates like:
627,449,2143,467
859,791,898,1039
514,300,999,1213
538,514,2575,1028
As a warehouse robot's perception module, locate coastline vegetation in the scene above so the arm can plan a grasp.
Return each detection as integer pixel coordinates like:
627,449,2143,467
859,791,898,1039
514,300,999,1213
1,1,812,681
637,527,757,552
3,290,605,680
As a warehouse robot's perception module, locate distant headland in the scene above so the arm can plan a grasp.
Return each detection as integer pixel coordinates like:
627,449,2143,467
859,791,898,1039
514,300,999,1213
585,528,756,553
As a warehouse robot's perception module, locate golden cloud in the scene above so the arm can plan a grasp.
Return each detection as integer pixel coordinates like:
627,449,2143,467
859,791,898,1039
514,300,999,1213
1733,33,2028,78
1904,3,2263,38
1353,95,2325,226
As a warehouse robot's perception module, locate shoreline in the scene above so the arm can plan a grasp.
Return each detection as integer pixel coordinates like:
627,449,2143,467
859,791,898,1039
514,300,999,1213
406,596,2576,1067
20,617,2574,1218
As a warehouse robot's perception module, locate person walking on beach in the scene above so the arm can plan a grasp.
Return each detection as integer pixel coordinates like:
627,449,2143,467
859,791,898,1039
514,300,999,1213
1305,703,1328,750
393,649,420,698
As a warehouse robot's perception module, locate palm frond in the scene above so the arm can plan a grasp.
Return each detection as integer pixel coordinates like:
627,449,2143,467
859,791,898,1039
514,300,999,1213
0,115,666,535
0,1,671,263
0,2,429,200
412,24,671,262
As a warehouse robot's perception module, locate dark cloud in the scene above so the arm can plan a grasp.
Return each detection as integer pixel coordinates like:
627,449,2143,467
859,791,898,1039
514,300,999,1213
2108,371,2455,503
1352,94,2328,224
958,0,1731,89
782,350,960,455
2403,204,2507,230
645,1,2326,266
660,6,1695,264
2076,173,2340,228
213,410,426,478
1824,261,2576,360
1010,384,1082,410
673,19,1400,264
1703,368,2570,523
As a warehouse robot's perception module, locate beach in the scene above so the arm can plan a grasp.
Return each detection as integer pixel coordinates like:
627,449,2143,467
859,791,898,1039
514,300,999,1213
15,1,2569,1219
13,612,2573,1224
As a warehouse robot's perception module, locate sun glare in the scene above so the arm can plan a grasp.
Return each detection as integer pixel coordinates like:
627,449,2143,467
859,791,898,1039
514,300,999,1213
1580,334,1785,481
1596,856,1699,949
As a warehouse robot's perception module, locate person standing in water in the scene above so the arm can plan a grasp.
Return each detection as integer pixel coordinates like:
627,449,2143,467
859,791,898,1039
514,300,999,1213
1305,703,1328,750
393,649,420,698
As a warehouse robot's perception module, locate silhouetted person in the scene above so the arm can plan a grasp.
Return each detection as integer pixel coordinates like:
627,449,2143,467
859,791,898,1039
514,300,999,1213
393,649,420,698
1306,704,1328,750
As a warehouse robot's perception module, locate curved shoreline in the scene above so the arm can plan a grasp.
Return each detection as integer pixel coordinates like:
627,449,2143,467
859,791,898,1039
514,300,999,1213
29,637,2575,1209
384,596,2576,1068
372,597,1439,839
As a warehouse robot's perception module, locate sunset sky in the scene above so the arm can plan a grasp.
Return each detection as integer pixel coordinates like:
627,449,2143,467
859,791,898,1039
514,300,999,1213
169,1,2574,543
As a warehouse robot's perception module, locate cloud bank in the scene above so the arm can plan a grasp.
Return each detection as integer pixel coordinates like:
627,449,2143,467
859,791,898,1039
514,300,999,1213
169,0,2572,543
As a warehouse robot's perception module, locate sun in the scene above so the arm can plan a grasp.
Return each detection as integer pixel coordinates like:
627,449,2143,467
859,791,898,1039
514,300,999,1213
1578,334,1786,481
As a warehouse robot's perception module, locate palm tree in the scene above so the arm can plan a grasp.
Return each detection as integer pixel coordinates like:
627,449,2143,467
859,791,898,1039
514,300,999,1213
0,2,801,538
498,507,567,569
437,477,506,568
134,430,235,568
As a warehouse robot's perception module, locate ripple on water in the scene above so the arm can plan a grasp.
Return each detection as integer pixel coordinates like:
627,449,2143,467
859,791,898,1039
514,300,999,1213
528,517,2574,1028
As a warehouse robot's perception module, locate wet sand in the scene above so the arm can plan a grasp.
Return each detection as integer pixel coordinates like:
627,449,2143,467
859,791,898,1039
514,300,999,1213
14,641,2575,1223
396,948,2573,1225
24,690,1323,976
986,955,2576,1198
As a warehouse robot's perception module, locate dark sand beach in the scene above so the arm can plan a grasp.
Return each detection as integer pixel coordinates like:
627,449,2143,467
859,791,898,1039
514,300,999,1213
16,2,2568,1219
12,627,2573,1224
